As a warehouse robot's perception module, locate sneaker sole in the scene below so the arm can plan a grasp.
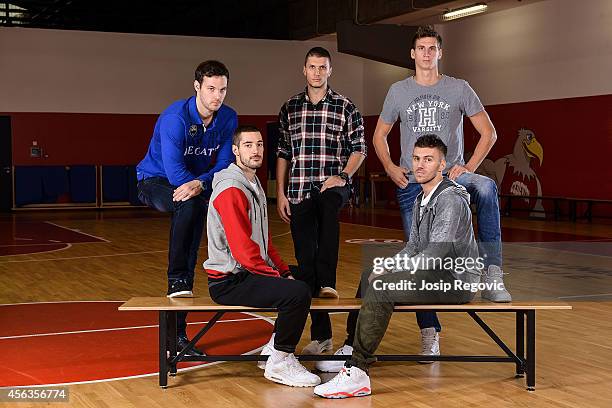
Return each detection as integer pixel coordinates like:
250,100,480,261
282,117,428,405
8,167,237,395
317,290,339,299
315,366,344,373
481,292,512,303
301,344,334,355
264,373,321,387
314,388,371,398
167,291,193,298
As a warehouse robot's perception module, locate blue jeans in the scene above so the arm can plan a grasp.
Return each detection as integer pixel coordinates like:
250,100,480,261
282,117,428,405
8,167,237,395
137,177,208,338
397,173,502,331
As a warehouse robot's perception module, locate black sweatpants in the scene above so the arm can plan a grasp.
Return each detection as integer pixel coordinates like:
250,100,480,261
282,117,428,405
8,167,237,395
289,184,350,341
208,271,311,353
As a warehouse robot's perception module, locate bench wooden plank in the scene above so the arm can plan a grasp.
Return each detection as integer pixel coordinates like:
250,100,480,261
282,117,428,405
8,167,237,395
119,297,572,311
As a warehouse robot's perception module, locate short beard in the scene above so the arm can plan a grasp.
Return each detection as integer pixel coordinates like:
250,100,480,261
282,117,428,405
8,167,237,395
240,156,261,170
416,173,437,185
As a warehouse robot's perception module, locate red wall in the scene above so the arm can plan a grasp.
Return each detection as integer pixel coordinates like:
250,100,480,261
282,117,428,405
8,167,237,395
6,93,612,205
465,94,612,200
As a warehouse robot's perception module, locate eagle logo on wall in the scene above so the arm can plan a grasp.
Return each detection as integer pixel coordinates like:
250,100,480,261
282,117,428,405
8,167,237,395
478,128,545,217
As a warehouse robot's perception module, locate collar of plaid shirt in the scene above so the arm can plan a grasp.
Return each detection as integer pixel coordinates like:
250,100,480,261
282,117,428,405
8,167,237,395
301,86,334,104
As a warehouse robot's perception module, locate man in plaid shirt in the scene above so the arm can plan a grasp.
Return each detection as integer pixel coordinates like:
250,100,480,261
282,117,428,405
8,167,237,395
275,47,366,359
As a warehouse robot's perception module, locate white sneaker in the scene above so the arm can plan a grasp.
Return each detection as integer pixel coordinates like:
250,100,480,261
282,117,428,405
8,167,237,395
418,327,440,364
314,366,371,399
301,338,333,355
481,265,512,303
264,351,321,387
318,287,339,298
257,333,275,370
315,344,353,372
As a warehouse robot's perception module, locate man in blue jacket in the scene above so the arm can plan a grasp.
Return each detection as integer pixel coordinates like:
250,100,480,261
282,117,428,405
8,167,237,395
136,60,238,355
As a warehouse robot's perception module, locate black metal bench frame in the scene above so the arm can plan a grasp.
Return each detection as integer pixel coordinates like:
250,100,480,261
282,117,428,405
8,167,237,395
158,306,537,391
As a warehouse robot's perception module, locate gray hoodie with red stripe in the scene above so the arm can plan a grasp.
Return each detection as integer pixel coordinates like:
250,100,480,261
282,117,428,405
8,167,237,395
204,163,289,283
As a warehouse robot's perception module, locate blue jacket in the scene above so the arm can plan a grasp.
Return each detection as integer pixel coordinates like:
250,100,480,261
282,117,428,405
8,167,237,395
137,96,238,193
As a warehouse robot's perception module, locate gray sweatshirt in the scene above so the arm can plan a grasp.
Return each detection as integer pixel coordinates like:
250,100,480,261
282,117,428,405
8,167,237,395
203,163,290,283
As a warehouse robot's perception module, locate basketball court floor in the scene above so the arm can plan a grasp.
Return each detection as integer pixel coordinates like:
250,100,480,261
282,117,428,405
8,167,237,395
1,205,611,407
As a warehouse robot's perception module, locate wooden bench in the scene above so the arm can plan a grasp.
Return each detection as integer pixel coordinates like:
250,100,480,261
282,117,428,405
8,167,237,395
567,197,612,222
119,297,571,391
499,194,565,219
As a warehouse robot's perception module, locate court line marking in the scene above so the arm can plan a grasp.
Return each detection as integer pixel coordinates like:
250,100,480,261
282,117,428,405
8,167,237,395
0,243,72,258
0,242,92,248
0,300,127,306
558,293,612,299
0,317,267,340
45,221,111,243
0,231,290,262
0,248,166,263
0,311,275,388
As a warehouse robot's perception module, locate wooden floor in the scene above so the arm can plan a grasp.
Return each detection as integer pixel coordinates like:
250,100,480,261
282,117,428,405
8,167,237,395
1,205,612,407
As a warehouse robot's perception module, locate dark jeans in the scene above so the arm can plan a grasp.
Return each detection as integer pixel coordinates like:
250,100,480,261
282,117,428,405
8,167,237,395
346,269,474,372
209,271,311,353
137,177,207,338
289,184,350,341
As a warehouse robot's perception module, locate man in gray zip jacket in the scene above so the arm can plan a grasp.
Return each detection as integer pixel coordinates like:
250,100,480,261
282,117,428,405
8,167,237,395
314,134,483,398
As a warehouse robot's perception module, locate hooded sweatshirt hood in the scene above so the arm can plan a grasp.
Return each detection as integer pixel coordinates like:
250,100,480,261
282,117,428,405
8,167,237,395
407,177,481,280
204,163,289,282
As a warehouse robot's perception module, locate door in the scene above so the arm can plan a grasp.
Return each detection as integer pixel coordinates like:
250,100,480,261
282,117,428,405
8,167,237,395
0,116,13,211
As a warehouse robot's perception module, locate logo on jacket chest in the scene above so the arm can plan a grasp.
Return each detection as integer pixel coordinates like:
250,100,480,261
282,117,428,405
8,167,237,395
184,145,220,156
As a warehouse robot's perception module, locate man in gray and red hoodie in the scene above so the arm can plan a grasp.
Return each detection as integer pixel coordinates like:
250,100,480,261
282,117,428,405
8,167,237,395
204,125,321,388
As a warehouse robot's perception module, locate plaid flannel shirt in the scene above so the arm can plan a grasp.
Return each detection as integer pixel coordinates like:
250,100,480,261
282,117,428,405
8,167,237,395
277,87,367,204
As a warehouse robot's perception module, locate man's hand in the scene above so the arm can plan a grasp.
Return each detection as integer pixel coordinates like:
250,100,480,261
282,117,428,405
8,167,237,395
385,163,410,189
277,193,291,223
448,164,471,181
172,180,203,202
368,269,389,284
320,175,346,192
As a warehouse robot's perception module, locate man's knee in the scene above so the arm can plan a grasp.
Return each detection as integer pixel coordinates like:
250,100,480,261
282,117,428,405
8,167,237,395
461,173,498,201
288,280,312,306
173,196,206,216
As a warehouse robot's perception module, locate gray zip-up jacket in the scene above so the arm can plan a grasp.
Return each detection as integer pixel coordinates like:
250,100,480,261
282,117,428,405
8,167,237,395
203,163,290,283
397,178,482,281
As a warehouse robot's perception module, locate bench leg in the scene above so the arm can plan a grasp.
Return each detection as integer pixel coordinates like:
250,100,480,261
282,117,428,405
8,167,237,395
515,311,525,377
159,311,169,388
526,311,536,391
569,201,577,222
168,312,178,376
586,201,593,223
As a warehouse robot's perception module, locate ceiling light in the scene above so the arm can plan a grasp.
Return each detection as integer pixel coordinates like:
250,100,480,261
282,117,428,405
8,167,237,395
441,3,488,21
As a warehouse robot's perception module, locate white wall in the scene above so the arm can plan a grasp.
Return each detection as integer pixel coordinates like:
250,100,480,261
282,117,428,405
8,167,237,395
437,0,612,105
362,59,411,115
0,27,377,115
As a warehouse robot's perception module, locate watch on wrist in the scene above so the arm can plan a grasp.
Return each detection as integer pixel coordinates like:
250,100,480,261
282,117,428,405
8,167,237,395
198,180,205,191
338,172,350,184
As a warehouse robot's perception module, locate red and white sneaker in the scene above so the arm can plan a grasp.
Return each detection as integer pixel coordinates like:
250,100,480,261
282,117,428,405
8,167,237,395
313,366,371,399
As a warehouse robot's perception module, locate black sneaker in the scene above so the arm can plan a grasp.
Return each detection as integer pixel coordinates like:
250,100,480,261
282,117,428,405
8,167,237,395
177,336,204,357
167,279,193,298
